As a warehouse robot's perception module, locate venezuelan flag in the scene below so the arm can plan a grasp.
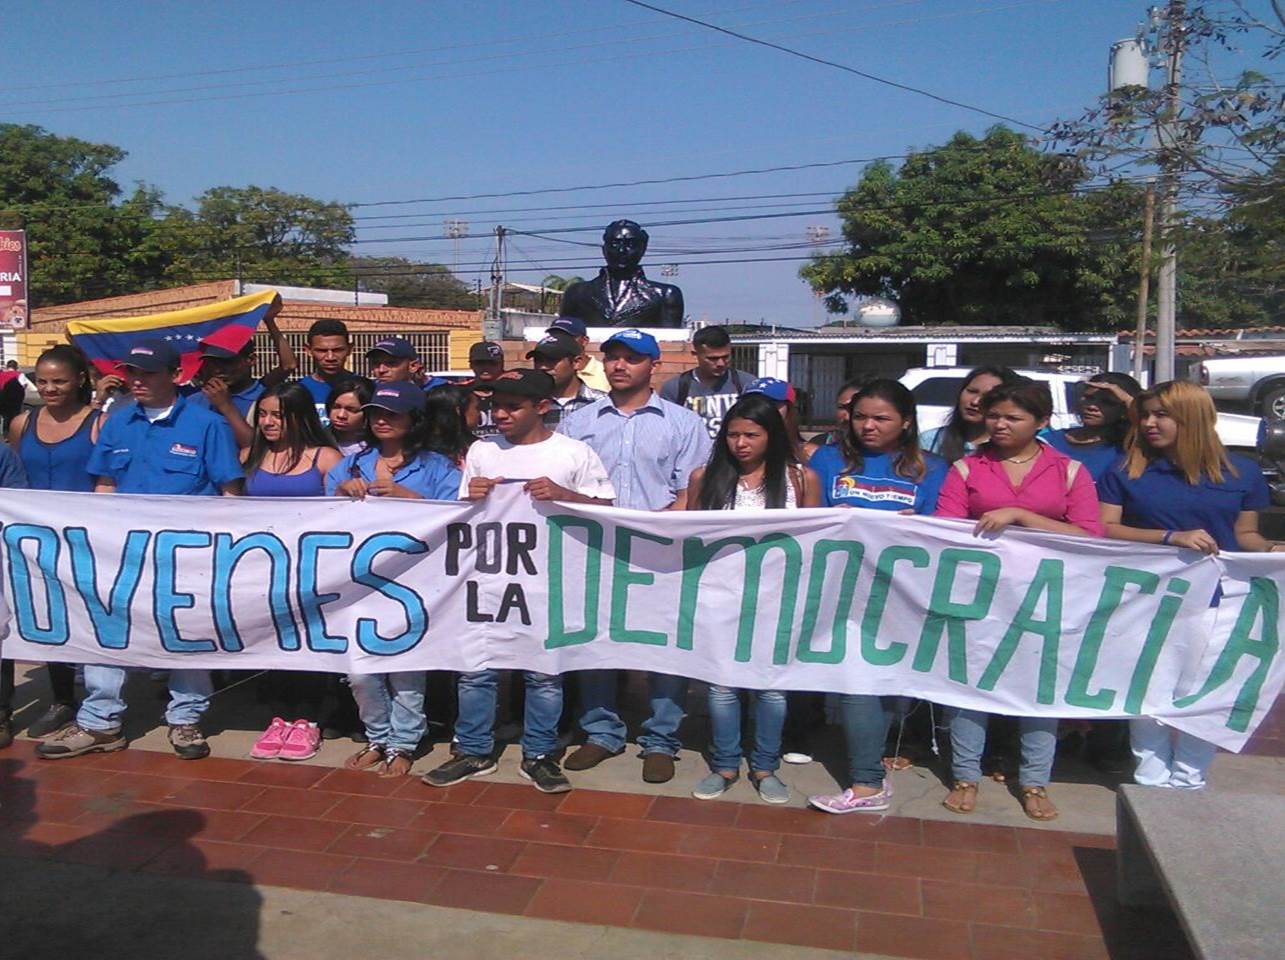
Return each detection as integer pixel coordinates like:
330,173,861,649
67,289,281,384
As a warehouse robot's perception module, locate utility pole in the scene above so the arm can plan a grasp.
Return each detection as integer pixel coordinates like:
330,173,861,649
1133,182,1156,383
1153,0,1185,382
485,226,506,342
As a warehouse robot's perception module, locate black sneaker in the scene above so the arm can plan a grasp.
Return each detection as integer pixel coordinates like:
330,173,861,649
520,756,572,794
27,703,76,739
421,753,497,787
168,724,210,760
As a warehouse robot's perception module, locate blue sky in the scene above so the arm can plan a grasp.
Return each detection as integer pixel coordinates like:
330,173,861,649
8,0,1163,323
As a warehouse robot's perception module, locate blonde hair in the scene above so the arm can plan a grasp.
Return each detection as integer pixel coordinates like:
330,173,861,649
1124,380,1235,484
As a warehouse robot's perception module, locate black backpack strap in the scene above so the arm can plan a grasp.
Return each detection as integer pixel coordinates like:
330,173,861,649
676,369,693,407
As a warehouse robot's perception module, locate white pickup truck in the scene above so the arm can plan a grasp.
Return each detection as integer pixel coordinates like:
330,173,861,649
1197,356,1285,419
899,367,1263,453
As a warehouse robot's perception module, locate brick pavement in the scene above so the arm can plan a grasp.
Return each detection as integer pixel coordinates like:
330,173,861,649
0,737,1196,960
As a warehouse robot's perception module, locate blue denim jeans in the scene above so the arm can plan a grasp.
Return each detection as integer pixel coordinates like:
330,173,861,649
455,669,562,759
948,708,1057,787
840,693,892,788
77,664,212,732
348,671,426,753
707,685,786,774
1129,718,1216,789
578,670,688,756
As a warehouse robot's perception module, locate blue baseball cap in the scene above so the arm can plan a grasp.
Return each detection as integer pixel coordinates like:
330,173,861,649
744,377,797,404
363,380,427,414
547,316,588,338
602,328,661,360
366,336,417,361
120,339,181,372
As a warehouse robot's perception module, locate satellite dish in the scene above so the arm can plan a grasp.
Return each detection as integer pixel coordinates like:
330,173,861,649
855,297,900,328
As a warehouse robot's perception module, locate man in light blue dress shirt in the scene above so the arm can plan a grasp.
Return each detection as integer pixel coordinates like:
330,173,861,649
559,329,711,783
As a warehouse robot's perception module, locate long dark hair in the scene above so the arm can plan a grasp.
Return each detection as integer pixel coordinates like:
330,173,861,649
361,403,437,464
937,365,1021,461
424,384,475,462
840,379,928,481
37,344,94,406
697,394,797,510
245,382,336,475
1075,372,1142,447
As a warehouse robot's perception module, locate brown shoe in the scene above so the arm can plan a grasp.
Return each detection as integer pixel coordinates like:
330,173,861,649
564,742,622,771
642,753,676,783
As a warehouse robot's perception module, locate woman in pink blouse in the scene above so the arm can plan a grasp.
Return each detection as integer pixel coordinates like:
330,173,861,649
934,380,1103,822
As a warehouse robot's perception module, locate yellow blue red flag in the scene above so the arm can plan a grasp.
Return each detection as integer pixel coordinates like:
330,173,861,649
67,289,281,383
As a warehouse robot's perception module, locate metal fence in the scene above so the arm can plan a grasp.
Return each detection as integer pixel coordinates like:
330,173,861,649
249,330,452,378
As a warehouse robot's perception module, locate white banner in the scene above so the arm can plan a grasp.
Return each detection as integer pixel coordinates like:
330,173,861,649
0,486,1281,751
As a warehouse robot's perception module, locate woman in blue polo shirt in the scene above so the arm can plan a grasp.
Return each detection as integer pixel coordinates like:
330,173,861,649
1044,373,1141,481
326,381,461,778
6,345,100,739
808,380,949,815
1099,380,1280,790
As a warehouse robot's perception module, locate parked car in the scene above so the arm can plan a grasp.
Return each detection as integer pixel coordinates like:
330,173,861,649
1198,355,1285,419
898,367,1263,453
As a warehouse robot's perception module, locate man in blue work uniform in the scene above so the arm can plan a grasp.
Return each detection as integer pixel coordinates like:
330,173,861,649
38,339,245,762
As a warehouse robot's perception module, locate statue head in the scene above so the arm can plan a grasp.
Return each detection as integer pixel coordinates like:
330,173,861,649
602,220,649,272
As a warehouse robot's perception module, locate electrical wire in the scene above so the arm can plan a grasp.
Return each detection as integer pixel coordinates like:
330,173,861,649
620,0,1048,132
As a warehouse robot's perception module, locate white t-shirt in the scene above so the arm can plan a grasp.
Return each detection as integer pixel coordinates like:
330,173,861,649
459,431,615,500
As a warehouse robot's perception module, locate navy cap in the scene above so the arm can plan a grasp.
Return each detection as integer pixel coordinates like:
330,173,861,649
526,332,581,361
363,380,428,414
547,316,588,338
469,341,504,364
602,328,660,360
487,368,555,399
366,336,417,361
120,339,181,372
744,377,797,404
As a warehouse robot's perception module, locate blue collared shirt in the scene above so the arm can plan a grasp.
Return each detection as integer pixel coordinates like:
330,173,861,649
188,379,266,418
558,391,711,510
325,446,462,500
86,395,243,496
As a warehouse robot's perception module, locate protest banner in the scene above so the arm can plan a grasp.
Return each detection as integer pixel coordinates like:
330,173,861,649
0,485,1280,750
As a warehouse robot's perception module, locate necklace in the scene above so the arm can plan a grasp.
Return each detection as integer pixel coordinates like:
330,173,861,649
1004,449,1040,465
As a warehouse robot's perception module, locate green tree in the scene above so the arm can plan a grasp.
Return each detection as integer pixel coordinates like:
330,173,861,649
161,185,354,287
801,127,1144,330
0,124,162,304
350,255,480,309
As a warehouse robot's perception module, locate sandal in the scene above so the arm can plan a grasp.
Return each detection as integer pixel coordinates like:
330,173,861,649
882,755,913,771
1020,785,1059,822
344,743,386,771
379,749,413,779
942,780,978,814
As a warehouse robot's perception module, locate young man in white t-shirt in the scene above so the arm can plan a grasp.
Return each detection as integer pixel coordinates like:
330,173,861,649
422,369,614,794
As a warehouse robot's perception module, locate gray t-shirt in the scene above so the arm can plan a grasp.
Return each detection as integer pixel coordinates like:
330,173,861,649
659,368,757,439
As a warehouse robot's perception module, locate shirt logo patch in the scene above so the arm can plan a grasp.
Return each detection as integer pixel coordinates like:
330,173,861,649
169,443,198,458
833,475,916,505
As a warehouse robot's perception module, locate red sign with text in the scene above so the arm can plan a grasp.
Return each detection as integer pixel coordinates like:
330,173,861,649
0,231,28,330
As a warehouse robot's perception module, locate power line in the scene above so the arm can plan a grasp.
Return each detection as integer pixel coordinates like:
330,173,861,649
620,0,1048,133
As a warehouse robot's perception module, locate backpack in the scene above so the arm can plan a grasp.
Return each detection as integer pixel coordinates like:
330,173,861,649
675,368,745,407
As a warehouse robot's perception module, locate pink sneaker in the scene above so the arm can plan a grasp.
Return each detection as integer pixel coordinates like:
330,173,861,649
808,781,893,815
251,717,289,759
278,720,321,761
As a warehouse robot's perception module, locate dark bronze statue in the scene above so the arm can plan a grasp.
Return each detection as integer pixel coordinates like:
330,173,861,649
559,220,685,328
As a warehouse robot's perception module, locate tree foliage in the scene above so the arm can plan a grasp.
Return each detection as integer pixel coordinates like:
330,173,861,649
0,124,380,306
801,127,1145,330
350,256,480,309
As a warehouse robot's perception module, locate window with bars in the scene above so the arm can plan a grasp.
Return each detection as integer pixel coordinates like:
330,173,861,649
250,330,452,378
